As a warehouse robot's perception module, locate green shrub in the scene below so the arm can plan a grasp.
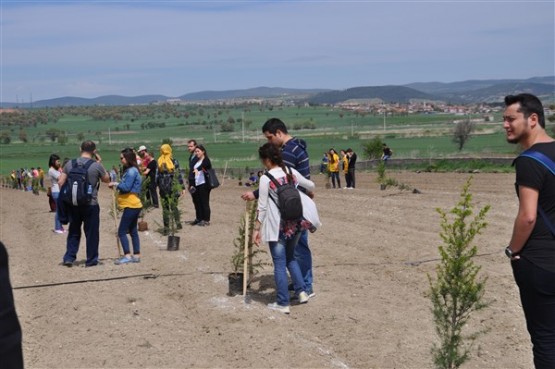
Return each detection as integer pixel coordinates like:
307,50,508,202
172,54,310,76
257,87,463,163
428,177,490,369
362,136,384,159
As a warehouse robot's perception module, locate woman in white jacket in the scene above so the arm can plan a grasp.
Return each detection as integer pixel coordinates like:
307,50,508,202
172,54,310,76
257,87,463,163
253,143,316,314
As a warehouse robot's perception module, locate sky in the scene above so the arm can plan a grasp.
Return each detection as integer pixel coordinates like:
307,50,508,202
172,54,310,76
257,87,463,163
1,0,554,102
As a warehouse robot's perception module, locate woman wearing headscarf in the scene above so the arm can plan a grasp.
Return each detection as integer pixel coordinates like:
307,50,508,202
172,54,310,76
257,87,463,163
157,144,185,235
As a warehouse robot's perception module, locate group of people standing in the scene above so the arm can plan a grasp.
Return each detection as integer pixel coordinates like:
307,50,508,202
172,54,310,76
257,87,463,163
10,166,45,193
323,147,357,189
48,139,215,267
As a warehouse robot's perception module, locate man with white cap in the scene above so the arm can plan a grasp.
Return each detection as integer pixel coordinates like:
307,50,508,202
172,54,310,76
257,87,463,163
138,145,159,208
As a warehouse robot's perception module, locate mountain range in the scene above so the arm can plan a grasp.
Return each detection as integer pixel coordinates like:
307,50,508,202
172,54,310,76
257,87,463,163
2,76,553,108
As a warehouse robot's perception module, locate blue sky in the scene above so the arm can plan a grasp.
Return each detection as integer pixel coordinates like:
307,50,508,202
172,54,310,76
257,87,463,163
1,0,554,101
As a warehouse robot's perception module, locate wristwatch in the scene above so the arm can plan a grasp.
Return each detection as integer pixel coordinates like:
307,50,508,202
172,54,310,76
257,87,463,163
505,246,517,258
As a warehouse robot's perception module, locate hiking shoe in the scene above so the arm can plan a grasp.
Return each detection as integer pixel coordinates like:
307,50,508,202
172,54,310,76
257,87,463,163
62,260,73,267
190,220,200,226
131,256,141,263
115,256,133,265
298,291,309,304
267,302,290,314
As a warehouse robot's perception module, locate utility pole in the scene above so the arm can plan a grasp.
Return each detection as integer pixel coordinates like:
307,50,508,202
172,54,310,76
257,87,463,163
383,103,386,131
242,111,245,143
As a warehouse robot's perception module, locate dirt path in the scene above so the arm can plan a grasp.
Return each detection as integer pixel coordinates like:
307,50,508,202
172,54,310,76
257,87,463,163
1,171,533,368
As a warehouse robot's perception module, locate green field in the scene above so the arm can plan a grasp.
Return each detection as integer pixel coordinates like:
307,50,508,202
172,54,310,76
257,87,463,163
0,104,517,176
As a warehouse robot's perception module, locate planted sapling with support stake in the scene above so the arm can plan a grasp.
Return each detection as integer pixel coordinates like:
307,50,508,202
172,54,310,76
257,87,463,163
229,200,267,296
427,177,490,369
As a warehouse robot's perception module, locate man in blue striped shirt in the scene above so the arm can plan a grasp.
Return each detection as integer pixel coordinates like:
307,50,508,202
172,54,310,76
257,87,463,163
242,118,315,297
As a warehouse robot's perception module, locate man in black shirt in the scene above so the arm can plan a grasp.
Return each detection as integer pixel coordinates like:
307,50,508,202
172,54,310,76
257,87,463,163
346,148,357,189
504,93,555,369
0,242,24,369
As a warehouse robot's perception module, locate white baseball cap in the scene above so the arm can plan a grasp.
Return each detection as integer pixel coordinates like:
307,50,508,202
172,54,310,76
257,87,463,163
138,145,147,152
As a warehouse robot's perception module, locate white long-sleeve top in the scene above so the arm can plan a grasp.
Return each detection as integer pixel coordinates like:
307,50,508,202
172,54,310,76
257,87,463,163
257,166,315,243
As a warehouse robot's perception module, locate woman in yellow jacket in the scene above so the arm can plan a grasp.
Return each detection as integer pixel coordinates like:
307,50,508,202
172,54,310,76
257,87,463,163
327,148,341,189
340,149,349,189
109,148,143,265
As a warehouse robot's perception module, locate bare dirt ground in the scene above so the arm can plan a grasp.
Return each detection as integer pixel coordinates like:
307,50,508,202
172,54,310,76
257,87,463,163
1,171,534,368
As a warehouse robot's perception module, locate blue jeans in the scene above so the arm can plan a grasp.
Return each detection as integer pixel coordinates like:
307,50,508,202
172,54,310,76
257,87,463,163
52,191,62,230
295,230,313,294
512,257,555,369
64,204,100,266
330,172,340,188
269,232,306,306
118,208,141,255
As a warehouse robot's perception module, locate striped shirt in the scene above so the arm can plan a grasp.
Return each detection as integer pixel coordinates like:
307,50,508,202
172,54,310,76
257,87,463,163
282,137,310,179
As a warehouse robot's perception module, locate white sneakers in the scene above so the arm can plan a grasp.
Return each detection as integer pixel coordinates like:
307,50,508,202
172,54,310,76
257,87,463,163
267,302,290,314
298,291,309,304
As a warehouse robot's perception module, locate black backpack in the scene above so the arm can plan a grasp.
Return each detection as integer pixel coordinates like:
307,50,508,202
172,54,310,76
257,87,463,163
265,167,303,221
157,171,174,195
61,159,95,206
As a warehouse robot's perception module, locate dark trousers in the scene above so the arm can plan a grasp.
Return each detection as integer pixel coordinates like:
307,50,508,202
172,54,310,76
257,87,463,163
0,242,24,369
330,172,340,188
118,208,141,255
147,180,159,207
192,184,211,222
348,168,356,188
64,204,100,266
512,257,555,369
344,173,351,188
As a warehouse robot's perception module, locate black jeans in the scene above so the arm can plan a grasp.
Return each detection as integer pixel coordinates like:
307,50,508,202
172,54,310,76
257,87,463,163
147,180,159,207
348,168,356,188
512,257,555,369
64,204,100,266
192,184,211,222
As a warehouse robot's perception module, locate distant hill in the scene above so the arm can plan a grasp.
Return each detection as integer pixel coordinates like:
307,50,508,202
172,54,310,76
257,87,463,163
180,87,330,100
25,94,170,108
1,76,553,107
405,76,554,95
306,86,439,105
438,82,555,103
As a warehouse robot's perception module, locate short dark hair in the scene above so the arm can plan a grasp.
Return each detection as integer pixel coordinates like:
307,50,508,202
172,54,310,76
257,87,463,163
188,139,197,146
80,140,96,153
504,93,545,128
262,118,288,135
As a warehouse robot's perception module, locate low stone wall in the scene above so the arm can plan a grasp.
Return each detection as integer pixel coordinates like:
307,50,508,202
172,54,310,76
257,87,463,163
214,157,515,180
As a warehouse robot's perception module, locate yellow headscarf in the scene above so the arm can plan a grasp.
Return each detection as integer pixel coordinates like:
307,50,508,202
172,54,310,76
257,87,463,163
158,144,175,172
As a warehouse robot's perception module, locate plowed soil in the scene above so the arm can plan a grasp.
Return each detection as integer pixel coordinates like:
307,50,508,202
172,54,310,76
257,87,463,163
1,171,533,368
